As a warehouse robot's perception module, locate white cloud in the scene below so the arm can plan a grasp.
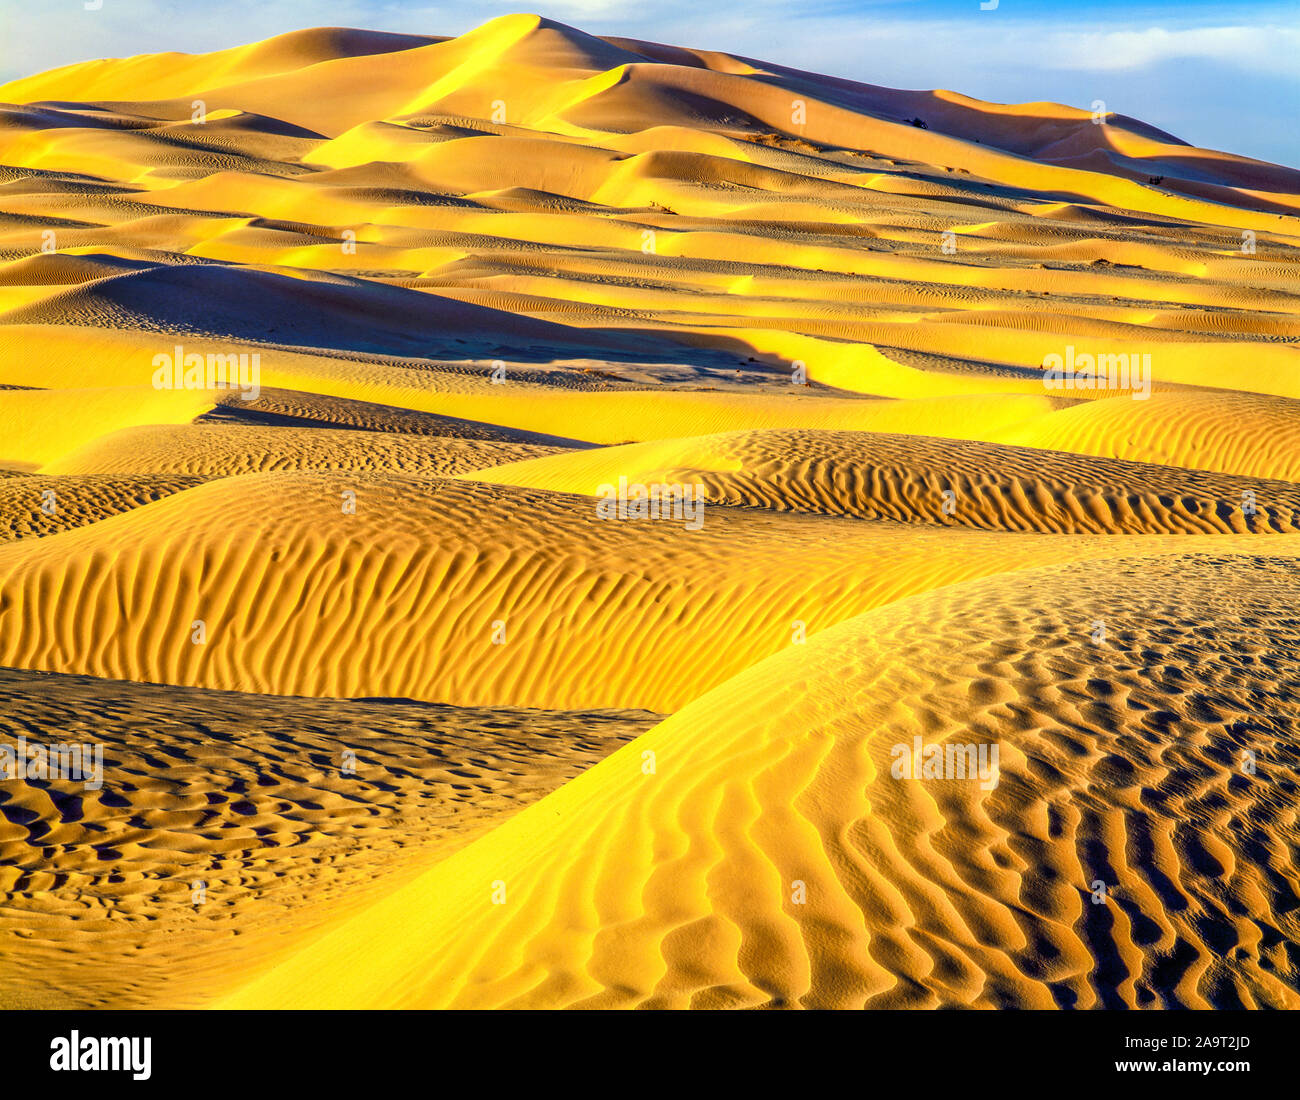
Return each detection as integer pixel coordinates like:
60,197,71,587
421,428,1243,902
1022,24,1300,76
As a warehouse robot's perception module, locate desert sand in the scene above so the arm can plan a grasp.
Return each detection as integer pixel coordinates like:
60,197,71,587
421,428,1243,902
0,13,1297,1009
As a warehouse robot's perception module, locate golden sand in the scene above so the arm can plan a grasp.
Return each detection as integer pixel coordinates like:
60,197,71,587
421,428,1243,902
0,14,1297,1008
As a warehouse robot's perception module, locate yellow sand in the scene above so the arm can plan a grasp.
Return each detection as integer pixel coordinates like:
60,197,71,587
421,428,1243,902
1,13,1298,1009
222,552,1300,1010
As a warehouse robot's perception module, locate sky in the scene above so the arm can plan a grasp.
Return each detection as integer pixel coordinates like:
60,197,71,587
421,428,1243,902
1,0,1297,167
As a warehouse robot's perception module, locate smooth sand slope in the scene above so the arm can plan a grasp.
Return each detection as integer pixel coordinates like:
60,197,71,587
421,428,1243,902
0,13,1297,1008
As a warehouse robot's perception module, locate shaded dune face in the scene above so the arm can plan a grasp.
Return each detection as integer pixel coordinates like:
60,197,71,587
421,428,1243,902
0,13,1298,1009
0,667,659,1008
0,472,205,539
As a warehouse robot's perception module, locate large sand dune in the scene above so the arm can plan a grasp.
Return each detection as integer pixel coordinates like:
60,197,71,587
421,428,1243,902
0,13,1297,1009
221,553,1300,1009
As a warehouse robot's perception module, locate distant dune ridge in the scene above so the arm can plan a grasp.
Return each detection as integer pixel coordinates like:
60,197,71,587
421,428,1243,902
0,14,1297,1009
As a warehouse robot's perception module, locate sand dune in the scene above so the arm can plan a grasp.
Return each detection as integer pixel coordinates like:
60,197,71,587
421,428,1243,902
221,552,1300,1009
1,13,1298,1010
992,390,1300,482
0,666,656,1008
5,466,1293,712
0,385,215,470
1,470,1253,711
0,473,204,539
43,423,562,477
201,385,589,445
3,14,1298,416
468,428,1300,533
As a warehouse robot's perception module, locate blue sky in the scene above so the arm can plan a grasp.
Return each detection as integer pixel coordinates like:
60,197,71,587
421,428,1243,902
1,0,1296,166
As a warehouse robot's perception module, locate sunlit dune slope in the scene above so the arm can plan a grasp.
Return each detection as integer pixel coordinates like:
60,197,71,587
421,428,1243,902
0,385,215,469
991,391,1300,482
42,423,562,477
2,471,1290,711
468,428,1300,533
0,28,442,106
221,553,1300,1010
